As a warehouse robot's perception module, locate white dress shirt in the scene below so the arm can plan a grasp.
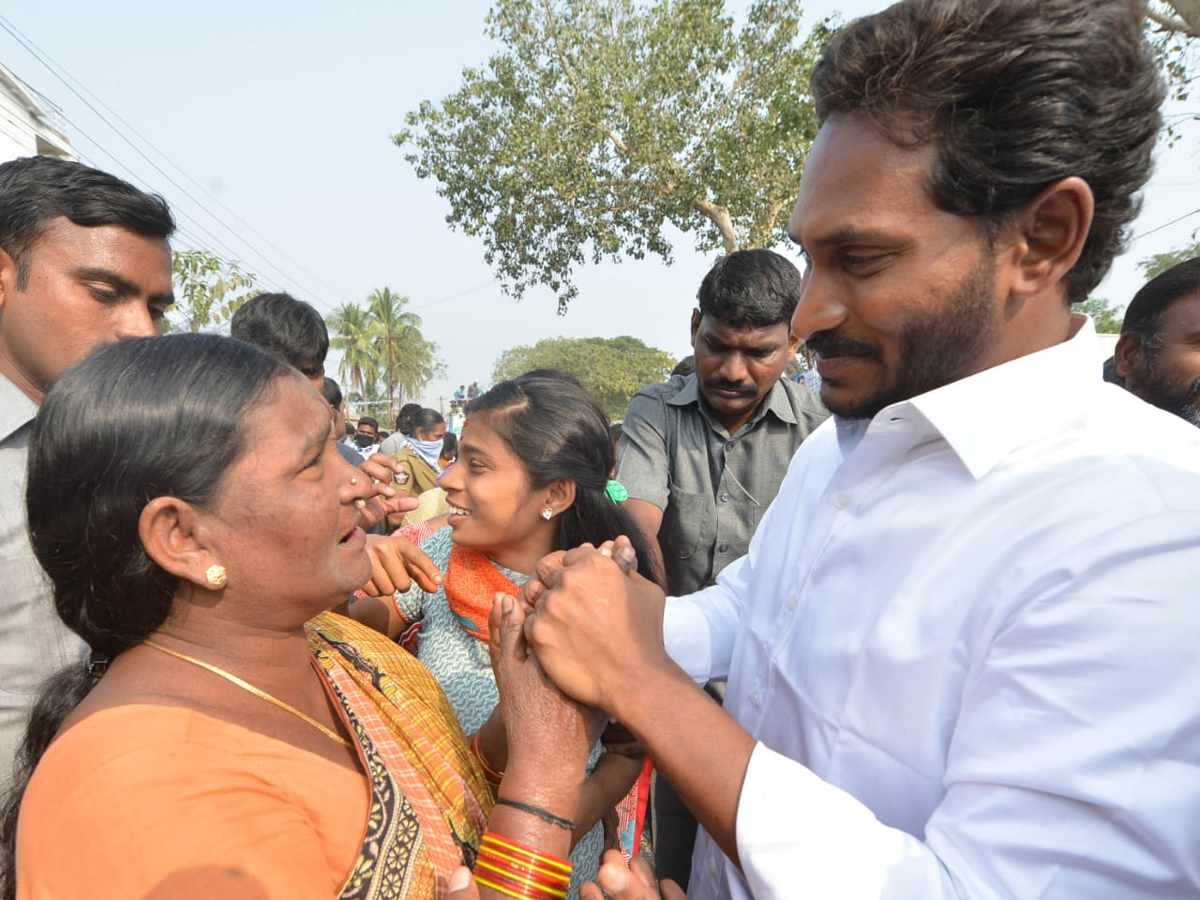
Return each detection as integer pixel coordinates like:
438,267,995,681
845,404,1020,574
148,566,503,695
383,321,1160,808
664,317,1200,899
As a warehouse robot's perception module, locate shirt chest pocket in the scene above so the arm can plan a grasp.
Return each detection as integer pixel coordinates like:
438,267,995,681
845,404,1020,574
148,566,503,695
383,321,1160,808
662,479,716,560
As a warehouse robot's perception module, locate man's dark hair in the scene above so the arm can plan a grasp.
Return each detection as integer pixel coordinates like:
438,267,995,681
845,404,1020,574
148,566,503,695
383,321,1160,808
1121,258,1200,350
697,249,803,328
320,375,343,409
357,416,379,431
811,0,1163,303
230,292,329,370
0,156,175,290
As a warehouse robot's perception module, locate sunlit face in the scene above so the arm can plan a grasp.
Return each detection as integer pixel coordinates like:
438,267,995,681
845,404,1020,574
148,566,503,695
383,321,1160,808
1119,292,1200,426
437,414,556,571
202,376,372,612
788,115,1008,420
0,219,174,404
690,312,799,434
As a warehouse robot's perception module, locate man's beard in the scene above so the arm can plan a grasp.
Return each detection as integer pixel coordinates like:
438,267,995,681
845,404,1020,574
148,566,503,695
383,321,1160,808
1138,356,1200,427
809,259,999,420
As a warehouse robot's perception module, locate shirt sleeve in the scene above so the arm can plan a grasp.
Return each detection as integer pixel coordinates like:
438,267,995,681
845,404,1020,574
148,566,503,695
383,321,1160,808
732,511,1200,899
615,389,670,510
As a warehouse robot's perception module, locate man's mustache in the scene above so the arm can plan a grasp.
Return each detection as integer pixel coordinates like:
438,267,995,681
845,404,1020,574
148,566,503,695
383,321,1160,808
704,378,755,395
806,331,881,361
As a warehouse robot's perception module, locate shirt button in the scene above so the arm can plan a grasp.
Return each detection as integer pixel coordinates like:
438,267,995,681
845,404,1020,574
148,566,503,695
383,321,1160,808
786,594,798,611
751,690,762,706
718,543,728,553
834,491,851,509
725,441,735,452
720,492,730,502
708,856,718,874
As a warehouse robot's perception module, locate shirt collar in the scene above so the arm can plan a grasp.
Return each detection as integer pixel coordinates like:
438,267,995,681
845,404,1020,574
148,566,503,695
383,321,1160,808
0,371,38,444
844,314,1100,480
667,374,799,433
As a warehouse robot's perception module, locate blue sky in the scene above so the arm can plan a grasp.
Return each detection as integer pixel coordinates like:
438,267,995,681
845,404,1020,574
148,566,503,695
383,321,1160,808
2,1,1196,412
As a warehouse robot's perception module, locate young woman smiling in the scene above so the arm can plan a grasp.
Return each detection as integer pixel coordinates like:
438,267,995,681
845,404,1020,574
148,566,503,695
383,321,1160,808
354,370,661,897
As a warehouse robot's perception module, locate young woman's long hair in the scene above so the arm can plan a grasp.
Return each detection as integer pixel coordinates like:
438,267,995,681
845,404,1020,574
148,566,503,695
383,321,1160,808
0,334,291,899
467,369,662,586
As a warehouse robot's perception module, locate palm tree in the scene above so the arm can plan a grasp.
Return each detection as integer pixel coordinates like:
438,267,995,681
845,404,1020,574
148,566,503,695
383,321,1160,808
367,288,423,419
328,302,381,399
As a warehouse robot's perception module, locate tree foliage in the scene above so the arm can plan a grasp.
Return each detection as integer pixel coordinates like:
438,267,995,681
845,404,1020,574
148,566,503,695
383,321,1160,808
327,288,444,422
1078,296,1126,334
167,250,257,333
493,335,676,420
1139,237,1200,280
396,0,831,312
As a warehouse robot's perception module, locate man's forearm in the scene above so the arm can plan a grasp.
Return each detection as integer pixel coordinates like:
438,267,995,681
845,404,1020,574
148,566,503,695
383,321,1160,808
607,656,756,867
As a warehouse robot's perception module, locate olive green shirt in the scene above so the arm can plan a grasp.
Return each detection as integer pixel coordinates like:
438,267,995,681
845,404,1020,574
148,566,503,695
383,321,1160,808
617,374,829,596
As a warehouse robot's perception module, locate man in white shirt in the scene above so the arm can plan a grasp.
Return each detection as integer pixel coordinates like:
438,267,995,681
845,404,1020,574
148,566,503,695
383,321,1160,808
520,1,1200,898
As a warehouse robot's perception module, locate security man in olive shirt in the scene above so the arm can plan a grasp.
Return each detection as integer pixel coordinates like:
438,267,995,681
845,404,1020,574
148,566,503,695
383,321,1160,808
616,248,828,886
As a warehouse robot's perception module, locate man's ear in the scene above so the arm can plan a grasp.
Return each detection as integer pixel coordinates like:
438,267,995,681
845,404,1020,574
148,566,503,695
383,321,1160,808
690,309,703,347
1003,176,1094,301
0,247,19,310
786,323,803,357
1114,332,1143,380
138,496,223,591
544,479,577,517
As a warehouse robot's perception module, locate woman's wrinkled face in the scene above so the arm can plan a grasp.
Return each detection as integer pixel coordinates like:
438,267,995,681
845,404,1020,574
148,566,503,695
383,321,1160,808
437,414,550,562
202,375,373,614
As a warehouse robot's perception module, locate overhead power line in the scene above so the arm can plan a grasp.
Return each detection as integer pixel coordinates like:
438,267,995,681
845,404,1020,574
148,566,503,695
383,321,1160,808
0,11,348,313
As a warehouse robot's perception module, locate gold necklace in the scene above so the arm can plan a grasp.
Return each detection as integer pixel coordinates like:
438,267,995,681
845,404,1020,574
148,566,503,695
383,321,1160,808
142,639,353,750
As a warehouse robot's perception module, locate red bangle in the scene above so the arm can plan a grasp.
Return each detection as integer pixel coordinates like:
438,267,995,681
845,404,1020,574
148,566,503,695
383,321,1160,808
480,832,571,874
474,831,573,899
474,866,567,899
470,731,504,786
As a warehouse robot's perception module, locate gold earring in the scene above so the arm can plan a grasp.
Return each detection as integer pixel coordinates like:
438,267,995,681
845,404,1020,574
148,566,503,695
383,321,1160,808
540,507,553,521
205,565,227,588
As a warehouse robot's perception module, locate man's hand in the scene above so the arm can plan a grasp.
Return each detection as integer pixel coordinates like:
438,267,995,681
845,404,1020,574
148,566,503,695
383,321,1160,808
583,851,687,900
522,545,668,713
363,533,443,595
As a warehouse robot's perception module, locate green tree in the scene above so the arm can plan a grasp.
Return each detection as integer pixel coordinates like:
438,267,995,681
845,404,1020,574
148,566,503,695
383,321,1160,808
1144,2,1199,143
1139,237,1200,280
328,302,382,399
396,0,831,312
327,289,445,422
167,250,257,333
493,335,676,420
1078,297,1126,334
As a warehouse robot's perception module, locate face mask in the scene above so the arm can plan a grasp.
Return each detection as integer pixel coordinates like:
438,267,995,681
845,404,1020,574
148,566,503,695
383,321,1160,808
353,433,377,449
410,436,445,469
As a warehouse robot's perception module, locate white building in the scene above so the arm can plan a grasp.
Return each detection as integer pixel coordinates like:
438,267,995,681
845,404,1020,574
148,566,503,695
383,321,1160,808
0,62,75,162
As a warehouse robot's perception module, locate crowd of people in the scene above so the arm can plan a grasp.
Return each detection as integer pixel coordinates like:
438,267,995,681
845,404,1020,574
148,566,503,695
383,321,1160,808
0,0,1198,898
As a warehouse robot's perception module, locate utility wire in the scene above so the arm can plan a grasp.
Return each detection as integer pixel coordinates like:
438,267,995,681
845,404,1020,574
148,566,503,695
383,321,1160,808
0,10,353,309
1131,206,1200,241
0,12,341,311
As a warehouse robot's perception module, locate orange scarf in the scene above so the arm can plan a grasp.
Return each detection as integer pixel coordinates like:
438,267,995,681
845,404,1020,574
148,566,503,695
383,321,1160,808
443,544,521,642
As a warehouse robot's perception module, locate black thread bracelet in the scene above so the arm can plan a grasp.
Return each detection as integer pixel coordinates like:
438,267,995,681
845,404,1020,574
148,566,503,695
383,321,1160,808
495,798,576,831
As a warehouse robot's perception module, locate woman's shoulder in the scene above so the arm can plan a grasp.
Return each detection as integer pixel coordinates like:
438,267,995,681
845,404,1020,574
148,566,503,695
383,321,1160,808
17,704,367,898
29,704,350,796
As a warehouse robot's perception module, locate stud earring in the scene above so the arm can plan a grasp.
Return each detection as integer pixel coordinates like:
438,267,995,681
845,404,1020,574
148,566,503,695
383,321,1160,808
349,476,358,485
205,564,227,588
540,507,553,521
